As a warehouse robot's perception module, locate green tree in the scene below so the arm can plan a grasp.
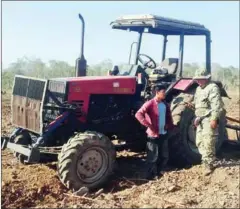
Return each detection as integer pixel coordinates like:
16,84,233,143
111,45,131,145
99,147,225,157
2,57,239,91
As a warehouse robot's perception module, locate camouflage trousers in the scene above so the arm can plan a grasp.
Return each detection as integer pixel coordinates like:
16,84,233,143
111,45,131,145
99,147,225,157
196,117,218,165
144,135,169,178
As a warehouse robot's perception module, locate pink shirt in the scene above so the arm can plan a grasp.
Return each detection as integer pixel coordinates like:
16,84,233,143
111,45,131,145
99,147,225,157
135,98,174,138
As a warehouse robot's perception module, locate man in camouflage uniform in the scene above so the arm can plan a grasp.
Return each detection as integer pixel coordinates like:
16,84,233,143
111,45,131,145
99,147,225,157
189,68,224,175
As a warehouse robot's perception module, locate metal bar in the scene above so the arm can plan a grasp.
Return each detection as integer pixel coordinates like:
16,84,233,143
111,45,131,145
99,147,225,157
39,146,63,149
7,142,31,156
177,33,184,78
10,76,17,125
128,42,138,64
225,124,240,131
13,74,47,82
206,32,211,74
134,32,143,64
162,35,167,61
236,130,239,141
226,116,240,124
1,137,9,150
40,79,49,134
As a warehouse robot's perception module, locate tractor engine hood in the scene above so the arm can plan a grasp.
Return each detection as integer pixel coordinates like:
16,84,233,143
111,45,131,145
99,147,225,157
52,76,137,95
10,75,137,135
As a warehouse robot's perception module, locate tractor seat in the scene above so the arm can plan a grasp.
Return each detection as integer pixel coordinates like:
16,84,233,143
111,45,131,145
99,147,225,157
149,58,178,82
108,65,120,76
158,58,179,74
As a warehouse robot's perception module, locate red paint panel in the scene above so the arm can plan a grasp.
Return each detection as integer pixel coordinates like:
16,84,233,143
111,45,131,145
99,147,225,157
68,77,136,94
67,76,137,123
173,79,194,91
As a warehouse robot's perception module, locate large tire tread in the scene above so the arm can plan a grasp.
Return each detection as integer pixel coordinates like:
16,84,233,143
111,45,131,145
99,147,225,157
58,131,116,191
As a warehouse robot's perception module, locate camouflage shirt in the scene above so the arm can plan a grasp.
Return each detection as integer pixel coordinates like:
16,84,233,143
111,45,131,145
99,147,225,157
193,82,224,121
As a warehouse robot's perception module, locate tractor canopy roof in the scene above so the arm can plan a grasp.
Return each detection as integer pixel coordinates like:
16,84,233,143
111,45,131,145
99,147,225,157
110,14,210,36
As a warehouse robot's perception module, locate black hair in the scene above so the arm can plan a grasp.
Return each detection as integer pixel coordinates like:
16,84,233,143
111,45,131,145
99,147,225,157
154,84,167,92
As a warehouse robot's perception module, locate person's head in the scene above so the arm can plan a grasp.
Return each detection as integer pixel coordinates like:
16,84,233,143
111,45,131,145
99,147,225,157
193,68,211,88
154,85,166,102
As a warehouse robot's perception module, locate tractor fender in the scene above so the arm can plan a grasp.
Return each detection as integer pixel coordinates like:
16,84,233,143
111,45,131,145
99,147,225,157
171,78,230,98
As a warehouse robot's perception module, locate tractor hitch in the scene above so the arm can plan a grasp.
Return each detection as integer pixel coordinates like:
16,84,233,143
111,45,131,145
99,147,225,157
1,137,40,163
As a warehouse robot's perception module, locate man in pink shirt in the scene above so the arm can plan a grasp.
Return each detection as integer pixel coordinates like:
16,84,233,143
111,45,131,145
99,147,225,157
135,85,174,179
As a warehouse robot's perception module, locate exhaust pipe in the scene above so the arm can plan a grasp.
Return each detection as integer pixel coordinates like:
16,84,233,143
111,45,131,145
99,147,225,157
75,13,87,77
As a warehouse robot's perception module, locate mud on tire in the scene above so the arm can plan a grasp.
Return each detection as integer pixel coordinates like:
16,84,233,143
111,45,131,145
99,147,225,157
169,92,227,167
57,131,116,191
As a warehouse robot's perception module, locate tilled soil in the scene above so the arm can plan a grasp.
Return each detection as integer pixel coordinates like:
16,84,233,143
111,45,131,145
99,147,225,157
1,92,240,208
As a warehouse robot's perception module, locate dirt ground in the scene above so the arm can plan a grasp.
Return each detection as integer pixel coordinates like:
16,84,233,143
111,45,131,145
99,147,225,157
1,91,240,208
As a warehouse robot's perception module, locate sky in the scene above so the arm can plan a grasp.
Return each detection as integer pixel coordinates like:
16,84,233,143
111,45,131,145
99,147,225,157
2,1,240,69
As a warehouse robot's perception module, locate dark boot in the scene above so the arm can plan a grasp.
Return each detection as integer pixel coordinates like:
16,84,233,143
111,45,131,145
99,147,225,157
144,163,157,180
156,159,169,176
203,162,214,176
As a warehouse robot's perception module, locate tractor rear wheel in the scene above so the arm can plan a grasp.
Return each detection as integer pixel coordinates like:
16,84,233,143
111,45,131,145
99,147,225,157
13,130,32,163
57,131,116,191
169,92,227,167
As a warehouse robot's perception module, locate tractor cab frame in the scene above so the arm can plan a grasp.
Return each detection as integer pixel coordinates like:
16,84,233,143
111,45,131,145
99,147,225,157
110,14,211,78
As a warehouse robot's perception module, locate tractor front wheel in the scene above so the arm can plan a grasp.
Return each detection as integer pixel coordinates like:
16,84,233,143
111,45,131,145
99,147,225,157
57,131,116,191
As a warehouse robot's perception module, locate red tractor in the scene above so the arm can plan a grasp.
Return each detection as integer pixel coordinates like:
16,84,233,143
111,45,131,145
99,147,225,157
2,14,231,191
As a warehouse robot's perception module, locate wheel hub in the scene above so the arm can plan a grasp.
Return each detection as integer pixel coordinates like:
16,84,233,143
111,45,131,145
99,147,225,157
77,147,108,183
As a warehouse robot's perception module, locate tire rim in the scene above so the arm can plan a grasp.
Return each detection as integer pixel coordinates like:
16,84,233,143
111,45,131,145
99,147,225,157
76,147,108,183
187,118,199,154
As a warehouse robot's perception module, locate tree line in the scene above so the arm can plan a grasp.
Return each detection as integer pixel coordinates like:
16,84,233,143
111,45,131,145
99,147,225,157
2,57,239,92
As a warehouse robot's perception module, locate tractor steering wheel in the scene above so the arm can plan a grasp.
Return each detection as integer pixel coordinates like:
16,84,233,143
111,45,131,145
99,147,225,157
137,54,157,69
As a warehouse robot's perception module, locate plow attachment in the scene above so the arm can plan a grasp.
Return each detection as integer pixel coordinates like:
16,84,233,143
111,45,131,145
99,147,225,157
1,75,72,163
2,136,40,163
